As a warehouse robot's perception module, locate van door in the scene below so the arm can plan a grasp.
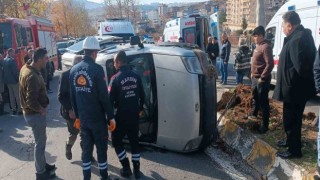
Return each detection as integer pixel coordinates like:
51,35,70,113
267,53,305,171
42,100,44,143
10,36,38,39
195,18,205,50
209,13,220,40
129,54,157,142
182,27,196,44
105,54,158,143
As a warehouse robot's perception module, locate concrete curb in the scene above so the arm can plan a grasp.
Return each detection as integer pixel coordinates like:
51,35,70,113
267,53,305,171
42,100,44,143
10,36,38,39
217,112,309,179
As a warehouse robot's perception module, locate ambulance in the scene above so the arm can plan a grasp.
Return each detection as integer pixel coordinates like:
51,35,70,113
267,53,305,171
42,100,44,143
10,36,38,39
266,0,319,84
209,12,220,42
163,14,211,51
98,19,134,40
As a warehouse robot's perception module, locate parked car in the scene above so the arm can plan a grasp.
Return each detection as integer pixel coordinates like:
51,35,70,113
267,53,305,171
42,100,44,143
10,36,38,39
61,36,124,69
142,37,155,44
95,36,217,152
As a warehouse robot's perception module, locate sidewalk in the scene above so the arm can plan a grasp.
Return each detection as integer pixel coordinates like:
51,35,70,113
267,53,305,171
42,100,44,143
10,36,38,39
216,87,319,179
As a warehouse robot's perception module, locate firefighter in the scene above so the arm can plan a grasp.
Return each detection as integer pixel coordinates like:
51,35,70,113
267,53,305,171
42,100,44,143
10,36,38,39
109,50,145,179
69,36,115,180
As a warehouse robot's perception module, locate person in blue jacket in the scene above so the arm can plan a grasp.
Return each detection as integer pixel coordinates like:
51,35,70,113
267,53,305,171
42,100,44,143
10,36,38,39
219,32,231,85
109,50,145,179
70,36,115,180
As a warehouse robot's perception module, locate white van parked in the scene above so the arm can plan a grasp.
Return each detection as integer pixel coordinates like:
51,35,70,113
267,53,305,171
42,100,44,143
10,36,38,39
98,19,134,40
163,14,212,51
266,0,319,84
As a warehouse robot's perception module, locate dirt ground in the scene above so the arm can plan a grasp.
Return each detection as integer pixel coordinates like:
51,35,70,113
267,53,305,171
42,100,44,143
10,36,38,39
218,85,318,172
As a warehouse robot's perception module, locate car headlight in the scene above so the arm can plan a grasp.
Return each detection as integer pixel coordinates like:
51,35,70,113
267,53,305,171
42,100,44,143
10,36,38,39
181,57,203,74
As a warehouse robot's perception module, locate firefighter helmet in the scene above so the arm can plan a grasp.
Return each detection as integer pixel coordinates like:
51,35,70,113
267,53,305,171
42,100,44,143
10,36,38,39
82,36,100,50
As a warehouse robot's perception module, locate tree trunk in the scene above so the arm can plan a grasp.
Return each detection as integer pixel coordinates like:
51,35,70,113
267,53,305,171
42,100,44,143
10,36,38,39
256,0,266,27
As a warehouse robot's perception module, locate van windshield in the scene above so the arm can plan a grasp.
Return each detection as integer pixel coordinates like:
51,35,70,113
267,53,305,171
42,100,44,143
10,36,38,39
106,33,134,40
57,42,68,49
67,40,84,53
0,23,12,52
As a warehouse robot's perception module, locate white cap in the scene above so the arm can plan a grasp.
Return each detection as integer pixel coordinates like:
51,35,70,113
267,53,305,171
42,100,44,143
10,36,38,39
82,36,100,50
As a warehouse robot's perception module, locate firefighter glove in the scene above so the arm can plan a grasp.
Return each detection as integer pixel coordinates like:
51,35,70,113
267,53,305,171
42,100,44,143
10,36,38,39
74,118,80,129
108,119,116,132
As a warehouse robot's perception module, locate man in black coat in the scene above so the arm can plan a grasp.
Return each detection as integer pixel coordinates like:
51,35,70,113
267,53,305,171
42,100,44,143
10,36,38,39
58,55,82,160
314,45,320,93
206,37,219,67
273,11,317,159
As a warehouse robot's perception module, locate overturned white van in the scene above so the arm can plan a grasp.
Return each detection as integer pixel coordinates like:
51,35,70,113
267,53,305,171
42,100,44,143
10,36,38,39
96,37,218,152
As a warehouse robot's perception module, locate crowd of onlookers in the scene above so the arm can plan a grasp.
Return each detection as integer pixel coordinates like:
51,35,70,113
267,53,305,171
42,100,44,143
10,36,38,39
0,47,53,115
207,11,320,164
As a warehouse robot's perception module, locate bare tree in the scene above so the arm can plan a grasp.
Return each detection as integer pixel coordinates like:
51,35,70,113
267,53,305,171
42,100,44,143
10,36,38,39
104,0,140,21
116,0,123,18
51,0,95,39
1,0,49,18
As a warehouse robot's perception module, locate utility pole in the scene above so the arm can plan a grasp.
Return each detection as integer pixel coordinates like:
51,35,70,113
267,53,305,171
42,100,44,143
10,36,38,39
256,0,266,27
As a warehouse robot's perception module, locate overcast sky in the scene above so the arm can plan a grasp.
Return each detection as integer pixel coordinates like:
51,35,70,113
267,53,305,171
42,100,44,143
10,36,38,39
89,0,207,4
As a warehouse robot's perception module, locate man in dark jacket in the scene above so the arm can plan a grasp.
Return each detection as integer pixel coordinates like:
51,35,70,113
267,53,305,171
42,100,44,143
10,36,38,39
24,48,33,64
219,32,231,85
3,48,21,114
207,37,219,66
109,50,145,179
247,26,274,134
58,55,82,160
70,36,115,180
273,11,316,159
41,62,53,94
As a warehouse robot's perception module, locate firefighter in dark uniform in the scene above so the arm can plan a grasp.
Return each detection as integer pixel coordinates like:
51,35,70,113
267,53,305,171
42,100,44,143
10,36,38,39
109,50,145,179
70,36,115,180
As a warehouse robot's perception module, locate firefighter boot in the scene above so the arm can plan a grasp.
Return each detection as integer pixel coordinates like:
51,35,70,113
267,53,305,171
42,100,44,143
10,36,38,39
120,158,132,178
132,161,142,179
65,143,72,160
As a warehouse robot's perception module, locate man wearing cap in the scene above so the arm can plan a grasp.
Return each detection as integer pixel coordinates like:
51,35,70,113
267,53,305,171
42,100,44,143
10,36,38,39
247,26,274,134
273,11,316,159
109,50,145,179
69,36,115,180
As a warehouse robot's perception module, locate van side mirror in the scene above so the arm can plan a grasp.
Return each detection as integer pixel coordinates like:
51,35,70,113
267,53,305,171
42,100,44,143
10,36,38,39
130,36,144,49
130,36,140,45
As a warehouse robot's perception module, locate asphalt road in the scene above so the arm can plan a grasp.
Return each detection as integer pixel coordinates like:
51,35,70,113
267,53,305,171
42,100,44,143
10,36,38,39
0,71,259,180
0,53,318,180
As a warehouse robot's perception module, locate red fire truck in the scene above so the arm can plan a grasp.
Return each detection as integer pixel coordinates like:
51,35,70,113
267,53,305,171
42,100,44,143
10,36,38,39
0,14,58,70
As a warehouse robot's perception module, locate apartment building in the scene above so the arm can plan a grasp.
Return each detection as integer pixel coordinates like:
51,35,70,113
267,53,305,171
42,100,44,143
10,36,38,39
225,0,285,31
